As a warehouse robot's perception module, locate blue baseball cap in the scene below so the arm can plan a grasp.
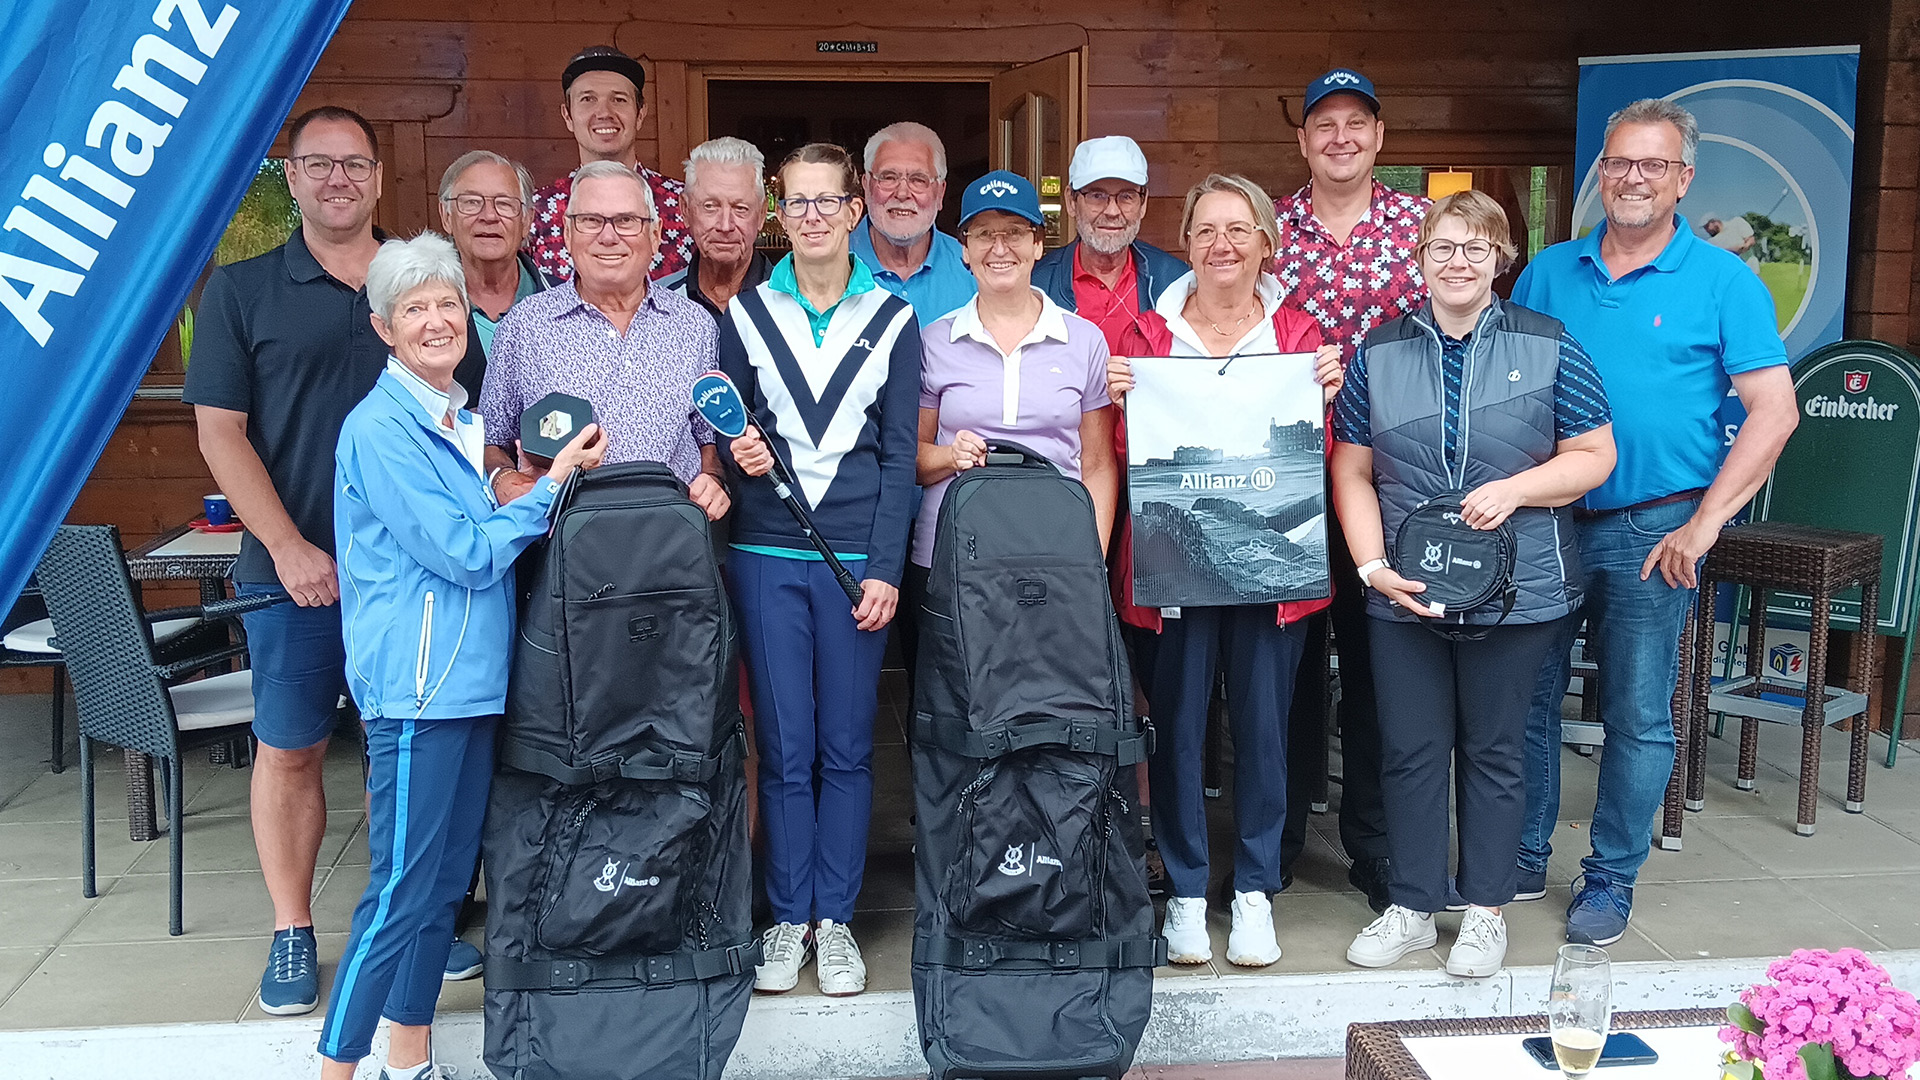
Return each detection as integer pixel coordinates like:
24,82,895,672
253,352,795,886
1303,68,1381,118
958,170,1044,228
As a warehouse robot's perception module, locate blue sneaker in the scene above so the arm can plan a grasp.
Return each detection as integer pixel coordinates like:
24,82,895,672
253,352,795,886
1566,876,1633,946
258,926,319,1016
443,936,483,981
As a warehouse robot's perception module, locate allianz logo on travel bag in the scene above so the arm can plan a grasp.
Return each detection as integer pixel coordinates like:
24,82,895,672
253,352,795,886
996,843,1064,877
591,856,661,894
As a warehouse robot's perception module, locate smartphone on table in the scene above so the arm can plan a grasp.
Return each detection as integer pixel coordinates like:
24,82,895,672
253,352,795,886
1521,1031,1658,1069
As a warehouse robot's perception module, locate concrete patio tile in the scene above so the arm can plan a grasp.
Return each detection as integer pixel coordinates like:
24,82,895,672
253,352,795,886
1278,829,1352,896
1496,898,1670,967
0,763,103,825
0,878,97,949
855,848,915,913
1782,873,1920,949
65,870,280,944
1622,821,1770,884
1625,879,1883,960
0,819,147,882
123,809,362,876
311,862,370,931
0,937,273,1029
1266,892,1442,975
0,946,51,1006
1692,809,1920,877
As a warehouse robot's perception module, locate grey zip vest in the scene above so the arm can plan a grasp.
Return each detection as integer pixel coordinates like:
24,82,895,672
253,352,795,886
1363,299,1583,625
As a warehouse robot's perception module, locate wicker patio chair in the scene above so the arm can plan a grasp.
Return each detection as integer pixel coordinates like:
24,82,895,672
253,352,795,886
4,578,209,774
33,525,285,936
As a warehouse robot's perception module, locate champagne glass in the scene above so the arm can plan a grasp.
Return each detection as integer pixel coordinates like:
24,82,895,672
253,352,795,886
1547,944,1613,1078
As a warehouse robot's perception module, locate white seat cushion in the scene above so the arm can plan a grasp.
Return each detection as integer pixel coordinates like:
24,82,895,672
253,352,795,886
168,669,255,732
3,618,57,654
2,616,200,654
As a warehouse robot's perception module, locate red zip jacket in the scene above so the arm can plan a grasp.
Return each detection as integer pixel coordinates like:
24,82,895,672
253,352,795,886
1110,304,1336,632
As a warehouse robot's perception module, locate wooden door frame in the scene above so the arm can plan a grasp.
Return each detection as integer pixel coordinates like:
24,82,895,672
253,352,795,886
613,22,1090,173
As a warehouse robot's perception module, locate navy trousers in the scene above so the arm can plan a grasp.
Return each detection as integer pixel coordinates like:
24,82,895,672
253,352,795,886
727,550,888,925
319,714,494,1063
1149,608,1307,898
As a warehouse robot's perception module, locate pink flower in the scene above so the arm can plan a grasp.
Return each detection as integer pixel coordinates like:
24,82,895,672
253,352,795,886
1722,950,1920,1080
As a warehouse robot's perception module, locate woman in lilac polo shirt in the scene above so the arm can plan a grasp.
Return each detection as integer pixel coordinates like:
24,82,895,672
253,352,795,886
907,170,1120,620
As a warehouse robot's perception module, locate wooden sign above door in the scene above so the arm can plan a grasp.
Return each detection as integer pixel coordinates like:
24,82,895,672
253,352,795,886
817,41,878,54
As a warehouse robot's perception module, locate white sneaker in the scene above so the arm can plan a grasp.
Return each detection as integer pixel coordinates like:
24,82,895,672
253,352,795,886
1445,906,1508,978
1346,904,1438,968
1162,896,1212,964
754,921,810,992
814,918,867,996
1226,890,1281,967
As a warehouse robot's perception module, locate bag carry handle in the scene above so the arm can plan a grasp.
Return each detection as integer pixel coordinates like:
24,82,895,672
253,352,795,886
485,939,764,992
982,439,1059,470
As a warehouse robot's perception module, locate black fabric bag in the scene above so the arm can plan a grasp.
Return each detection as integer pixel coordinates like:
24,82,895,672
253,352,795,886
911,442,1162,1080
484,462,756,1080
1391,489,1518,630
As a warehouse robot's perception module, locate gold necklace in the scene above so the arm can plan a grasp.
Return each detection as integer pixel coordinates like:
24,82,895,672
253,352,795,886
1202,297,1261,337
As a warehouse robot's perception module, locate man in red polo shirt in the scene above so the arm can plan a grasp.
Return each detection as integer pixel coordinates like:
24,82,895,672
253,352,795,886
526,46,694,283
1270,68,1431,914
1032,136,1187,355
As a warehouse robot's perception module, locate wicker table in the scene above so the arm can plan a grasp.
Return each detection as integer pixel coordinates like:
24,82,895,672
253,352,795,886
1346,1008,1726,1080
121,524,244,842
1680,522,1881,839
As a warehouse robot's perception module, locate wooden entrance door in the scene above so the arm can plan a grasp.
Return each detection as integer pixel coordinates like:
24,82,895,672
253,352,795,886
988,50,1087,246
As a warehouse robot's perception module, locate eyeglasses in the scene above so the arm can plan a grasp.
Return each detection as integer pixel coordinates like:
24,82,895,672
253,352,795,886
1075,188,1146,211
292,154,377,182
776,194,852,219
868,170,937,194
1597,156,1686,181
446,194,525,217
1421,238,1496,264
965,226,1035,250
1188,223,1261,247
566,212,653,236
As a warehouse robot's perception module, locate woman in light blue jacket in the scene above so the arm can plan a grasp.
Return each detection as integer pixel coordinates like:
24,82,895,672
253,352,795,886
321,232,603,1080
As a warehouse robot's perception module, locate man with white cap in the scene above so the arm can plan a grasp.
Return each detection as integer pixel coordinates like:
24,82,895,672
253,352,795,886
1033,135,1188,358
1270,67,1431,916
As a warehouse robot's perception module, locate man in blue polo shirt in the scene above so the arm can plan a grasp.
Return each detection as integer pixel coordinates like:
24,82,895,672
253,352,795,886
849,121,976,325
1510,99,1798,947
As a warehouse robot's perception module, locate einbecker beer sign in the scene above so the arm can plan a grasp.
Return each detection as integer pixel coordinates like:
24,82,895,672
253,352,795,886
1756,340,1920,633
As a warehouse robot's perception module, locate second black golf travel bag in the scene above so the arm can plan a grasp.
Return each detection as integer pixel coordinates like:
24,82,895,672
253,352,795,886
482,461,757,1080
910,442,1163,1079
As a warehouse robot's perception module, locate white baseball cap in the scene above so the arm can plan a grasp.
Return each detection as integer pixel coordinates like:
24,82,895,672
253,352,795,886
1068,136,1149,190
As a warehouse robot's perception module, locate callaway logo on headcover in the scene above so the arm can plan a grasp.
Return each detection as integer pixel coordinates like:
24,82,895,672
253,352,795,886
977,178,1019,198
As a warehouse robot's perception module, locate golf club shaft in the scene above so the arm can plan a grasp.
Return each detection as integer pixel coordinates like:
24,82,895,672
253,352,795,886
756,428,865,607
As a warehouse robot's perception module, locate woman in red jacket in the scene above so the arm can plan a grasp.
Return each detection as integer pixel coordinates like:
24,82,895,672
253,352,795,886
1106,174,1341,969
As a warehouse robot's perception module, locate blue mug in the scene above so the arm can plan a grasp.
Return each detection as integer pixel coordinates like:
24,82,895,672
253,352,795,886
203,494,232,526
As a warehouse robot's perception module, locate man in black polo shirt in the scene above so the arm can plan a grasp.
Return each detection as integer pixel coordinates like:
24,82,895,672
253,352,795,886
657,136,773,318
185,106,386,1019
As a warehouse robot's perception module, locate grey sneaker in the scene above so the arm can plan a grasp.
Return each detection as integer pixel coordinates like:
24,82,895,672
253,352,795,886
814,919,867,996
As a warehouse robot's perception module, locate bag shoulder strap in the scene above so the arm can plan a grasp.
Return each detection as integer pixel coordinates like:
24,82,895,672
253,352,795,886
497,726,743,785
912,712,1151,766
485,938,763,992
913,932,1167,971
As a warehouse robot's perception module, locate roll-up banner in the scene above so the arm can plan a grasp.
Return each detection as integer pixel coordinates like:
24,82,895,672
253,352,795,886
0,1,353,613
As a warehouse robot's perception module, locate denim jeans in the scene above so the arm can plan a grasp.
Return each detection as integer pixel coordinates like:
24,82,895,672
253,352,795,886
1519,497,1700,887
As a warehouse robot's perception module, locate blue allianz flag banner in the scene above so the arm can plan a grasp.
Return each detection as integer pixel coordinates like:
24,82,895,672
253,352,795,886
0,0,352,612
1575,47,1860,366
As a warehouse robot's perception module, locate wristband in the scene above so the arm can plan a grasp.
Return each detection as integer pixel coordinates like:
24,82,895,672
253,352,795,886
1356,558,1390,588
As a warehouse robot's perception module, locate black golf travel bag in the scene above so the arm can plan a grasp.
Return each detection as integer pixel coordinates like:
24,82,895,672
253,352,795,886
910,442,1163,1080
482,461,757,1080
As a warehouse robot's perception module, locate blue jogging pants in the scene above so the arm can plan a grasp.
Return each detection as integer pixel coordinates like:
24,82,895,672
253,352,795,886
318,714,495,1063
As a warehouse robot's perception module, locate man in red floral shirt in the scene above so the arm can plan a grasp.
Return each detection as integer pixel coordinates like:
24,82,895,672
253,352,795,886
1270,68,1430,914
527,46,694,283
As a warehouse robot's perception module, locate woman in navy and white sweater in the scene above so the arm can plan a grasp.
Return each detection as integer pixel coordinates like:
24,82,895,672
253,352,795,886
717,142,920,998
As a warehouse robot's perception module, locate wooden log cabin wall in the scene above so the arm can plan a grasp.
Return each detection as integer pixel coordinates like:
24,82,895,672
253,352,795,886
18,0,1920,711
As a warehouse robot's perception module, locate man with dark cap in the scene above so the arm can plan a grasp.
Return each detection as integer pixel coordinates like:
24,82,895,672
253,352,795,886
527,45,694,282
1269,67,1431,915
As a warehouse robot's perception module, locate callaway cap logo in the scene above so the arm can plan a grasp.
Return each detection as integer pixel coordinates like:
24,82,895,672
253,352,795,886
1324,71,1361,86
977,178,1019,197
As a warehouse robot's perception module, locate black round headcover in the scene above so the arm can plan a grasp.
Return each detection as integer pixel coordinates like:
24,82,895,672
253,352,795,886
1391,491,1517,615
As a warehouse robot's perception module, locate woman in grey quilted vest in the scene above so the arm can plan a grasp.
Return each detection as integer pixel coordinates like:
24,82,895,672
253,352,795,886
1327,191,1616,979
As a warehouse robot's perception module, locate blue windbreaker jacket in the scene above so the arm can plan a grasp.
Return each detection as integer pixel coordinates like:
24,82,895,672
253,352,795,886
334,369,561,720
